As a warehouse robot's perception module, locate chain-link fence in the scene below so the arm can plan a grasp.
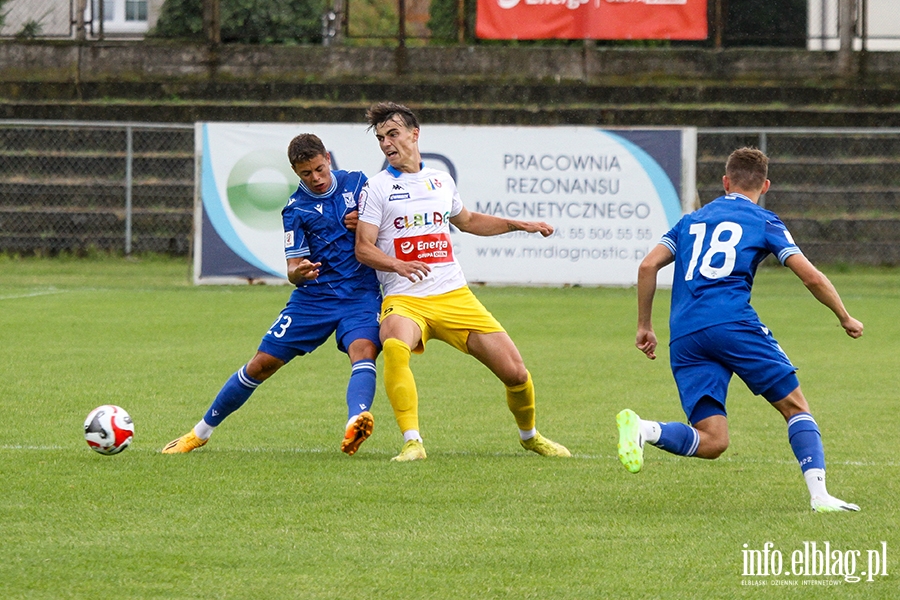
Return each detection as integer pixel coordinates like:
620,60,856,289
0,121,194,256
1,0,81,39
0,122,897,266
697,128,900,265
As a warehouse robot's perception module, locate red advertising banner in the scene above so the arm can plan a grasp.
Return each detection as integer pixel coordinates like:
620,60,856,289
476,0,708,40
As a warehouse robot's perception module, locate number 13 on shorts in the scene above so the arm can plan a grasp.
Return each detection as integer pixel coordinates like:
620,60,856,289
267,314,292,338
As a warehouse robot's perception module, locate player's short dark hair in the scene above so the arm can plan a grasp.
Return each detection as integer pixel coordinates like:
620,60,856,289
365,102,419,132
725,147,768,191
287,133,327,166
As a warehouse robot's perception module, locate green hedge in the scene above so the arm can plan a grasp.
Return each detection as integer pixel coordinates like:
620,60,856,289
152,0,327,44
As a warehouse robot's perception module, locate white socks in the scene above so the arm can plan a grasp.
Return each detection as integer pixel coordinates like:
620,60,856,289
194,419,214,440
804,468,829,499
640,420,661,444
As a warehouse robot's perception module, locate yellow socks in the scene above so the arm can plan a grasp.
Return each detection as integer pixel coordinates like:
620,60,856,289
506,370,536,432
382,338,420,433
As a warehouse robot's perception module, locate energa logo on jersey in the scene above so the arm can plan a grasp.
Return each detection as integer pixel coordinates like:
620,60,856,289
395,233,454,264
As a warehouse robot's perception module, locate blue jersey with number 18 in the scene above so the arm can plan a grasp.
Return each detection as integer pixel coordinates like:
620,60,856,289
660,193,802,342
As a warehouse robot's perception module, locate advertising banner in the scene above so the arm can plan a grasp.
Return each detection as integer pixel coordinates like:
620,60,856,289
195,123,694,286
476,0,708,40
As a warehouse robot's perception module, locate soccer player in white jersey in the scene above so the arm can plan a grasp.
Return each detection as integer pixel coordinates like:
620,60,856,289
163,134,381,456
355,101,570,462
617,147,863,512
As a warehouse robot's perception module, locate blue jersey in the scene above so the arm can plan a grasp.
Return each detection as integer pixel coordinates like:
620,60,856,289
661,193,802,341
282,169,378,298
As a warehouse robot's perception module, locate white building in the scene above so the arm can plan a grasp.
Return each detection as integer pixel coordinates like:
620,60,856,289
1,0,165,39
809,0,900,50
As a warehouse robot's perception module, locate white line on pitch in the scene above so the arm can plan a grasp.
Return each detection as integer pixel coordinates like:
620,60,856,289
2,444,896,468
0,288,67,301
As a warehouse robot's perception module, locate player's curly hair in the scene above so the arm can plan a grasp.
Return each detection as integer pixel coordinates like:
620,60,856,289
288,133,328,166
365,102,419,132
725,147,768,191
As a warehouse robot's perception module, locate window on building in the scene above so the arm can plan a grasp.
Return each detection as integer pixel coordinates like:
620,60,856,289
125,0,147,22
89,0,149,35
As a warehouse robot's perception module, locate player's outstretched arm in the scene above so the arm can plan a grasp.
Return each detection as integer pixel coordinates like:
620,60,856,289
355,221,431,282
635,245,674,360
450,207,553,237
784,254,863,338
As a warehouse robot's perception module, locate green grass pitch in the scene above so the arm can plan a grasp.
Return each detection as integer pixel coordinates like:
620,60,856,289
1,255,897,599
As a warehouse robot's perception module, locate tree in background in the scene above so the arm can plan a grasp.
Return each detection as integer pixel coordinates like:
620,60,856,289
428,0,475,44
152,0,326,44
0,0,11,34
344,0,397,42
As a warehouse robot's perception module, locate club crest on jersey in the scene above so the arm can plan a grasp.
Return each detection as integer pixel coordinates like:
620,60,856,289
426,178,442,191
342,192,356,209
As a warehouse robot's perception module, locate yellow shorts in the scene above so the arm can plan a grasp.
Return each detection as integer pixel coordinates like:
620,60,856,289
381,286,505,354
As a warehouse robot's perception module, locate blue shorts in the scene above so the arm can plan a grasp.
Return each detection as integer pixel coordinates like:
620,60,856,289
669,321,799,424
257,288,382,363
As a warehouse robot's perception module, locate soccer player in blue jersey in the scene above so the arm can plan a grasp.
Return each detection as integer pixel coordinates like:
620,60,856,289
617,147,864,512
163,133,382,456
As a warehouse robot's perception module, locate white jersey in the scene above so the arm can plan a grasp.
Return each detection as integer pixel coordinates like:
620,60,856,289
359,164,467,297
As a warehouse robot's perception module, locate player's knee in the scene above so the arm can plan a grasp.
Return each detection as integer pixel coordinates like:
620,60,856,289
500,364,529,388
509,368,528,388
698,433,729,459
382,338,411,366
770,385,810,421
348,338,380,362
706,442,729,459
246,352,283,381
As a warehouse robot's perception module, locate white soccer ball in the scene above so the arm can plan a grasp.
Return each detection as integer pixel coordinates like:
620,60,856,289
84,405,134,455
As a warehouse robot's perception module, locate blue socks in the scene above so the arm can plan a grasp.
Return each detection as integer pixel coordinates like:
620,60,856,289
346,359,376,420
201,359,376,431
203,365,261,427
639,412,826,476
787,412,826,472
653,422,700,457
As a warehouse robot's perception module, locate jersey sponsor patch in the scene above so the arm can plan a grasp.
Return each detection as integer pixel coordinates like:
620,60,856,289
284,230,294,248
394,233,454,264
